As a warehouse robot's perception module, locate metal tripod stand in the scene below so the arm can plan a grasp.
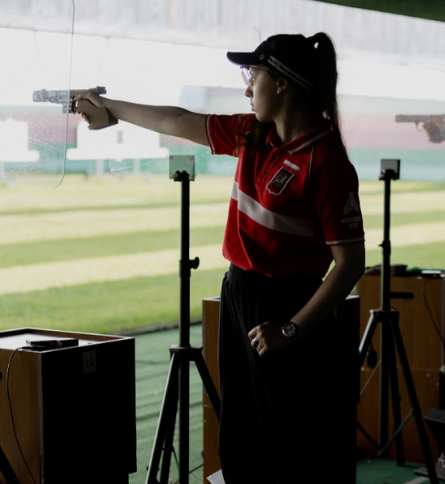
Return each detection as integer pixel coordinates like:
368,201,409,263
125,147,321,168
358,159,439,483
145,157,221,484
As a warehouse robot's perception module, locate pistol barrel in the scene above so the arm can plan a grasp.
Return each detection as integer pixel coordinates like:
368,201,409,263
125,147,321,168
395,115,429,123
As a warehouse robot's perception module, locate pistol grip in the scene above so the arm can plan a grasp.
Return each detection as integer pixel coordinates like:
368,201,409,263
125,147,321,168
77,100,118,130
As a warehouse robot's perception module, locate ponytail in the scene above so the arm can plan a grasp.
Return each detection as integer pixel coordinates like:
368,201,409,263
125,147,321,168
307,32,345,151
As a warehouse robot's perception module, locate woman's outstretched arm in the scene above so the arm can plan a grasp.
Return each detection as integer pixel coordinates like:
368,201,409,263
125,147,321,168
74,91,209,146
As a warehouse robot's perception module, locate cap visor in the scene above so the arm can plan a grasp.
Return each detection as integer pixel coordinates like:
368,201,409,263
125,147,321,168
226,51,260,66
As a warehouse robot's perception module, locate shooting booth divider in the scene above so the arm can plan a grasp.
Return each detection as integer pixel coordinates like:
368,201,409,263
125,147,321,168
0,6,76,188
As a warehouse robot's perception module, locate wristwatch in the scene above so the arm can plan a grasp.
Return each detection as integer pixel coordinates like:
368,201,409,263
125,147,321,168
282,322,300,342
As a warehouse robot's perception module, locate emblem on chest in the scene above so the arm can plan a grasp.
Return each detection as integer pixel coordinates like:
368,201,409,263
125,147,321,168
266,167,295,196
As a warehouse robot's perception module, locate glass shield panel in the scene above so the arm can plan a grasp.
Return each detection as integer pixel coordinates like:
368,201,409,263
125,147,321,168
66,26,260,178
0,3,74,188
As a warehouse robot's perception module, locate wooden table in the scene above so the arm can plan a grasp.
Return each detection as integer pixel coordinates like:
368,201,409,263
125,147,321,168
0,328,136,484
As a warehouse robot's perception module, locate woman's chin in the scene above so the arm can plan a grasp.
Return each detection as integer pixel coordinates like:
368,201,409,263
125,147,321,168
254,113,272,123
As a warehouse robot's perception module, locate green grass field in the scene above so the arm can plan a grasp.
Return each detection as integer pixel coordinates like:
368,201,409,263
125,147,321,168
0,174,443,334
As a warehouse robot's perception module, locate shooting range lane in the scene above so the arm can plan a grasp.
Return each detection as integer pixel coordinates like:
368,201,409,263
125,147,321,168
0,222,444,295
0,203,229,245
0,244,226,295
0,183,443,294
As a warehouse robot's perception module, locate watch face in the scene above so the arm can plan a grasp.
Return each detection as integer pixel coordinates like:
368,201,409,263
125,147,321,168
283,323,297,338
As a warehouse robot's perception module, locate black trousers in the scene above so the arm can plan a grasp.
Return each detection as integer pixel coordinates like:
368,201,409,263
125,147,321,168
218,264,338,484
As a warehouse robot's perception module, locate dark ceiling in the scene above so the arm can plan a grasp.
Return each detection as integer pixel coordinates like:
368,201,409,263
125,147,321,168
315,0,445,23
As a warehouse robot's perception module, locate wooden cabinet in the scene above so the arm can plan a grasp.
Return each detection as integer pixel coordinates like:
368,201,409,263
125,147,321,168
356,275,445,462
0,328,136,484
202,297,221,481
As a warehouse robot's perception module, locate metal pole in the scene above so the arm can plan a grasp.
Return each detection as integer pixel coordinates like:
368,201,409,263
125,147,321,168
179,173,191,484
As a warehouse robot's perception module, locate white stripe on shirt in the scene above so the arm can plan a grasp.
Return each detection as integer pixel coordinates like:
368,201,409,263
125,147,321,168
231,182,314,237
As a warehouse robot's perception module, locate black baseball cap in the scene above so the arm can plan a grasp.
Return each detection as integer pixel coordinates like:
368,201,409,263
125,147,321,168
227,40,313,92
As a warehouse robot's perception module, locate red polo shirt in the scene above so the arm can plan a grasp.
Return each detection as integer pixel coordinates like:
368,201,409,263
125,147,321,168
205,114,365,278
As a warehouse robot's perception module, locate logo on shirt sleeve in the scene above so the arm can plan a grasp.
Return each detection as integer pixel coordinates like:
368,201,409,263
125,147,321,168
266,167,295,196
342,192,362,228
343,192,361,215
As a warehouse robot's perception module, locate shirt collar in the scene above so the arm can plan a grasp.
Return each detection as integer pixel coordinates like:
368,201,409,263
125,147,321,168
266,123,331,155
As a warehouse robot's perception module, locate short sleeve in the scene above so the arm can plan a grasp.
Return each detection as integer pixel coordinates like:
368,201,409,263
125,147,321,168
205,114,254,157
310,144,365,245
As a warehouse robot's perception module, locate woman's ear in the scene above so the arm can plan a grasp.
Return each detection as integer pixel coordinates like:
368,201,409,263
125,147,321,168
276,77,291,95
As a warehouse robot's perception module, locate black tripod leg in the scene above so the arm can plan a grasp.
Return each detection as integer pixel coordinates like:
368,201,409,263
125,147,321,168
390,319,439,484
359,311,379,368
146,352,182,484
386,331,405,465
159,370,179,484
379,321,390,457
194,353,221,420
